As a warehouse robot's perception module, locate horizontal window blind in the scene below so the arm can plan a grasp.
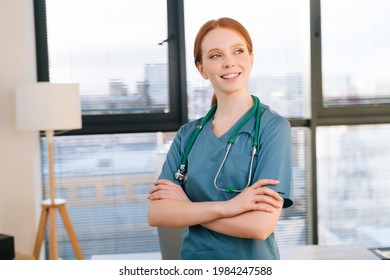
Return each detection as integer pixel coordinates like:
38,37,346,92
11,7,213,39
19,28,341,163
321,0,390,107
42,128,309,259
184,0,310,119
41,133,176,259
317,124,390,247
183,0,311,247
276,127,310,247
45,0,169,115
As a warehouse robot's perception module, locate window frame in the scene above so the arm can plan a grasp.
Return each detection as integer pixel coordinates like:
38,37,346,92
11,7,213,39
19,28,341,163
33,0,390,250
33,0,188,135
33,0,315,247
309,0,390,244
311,0,390,126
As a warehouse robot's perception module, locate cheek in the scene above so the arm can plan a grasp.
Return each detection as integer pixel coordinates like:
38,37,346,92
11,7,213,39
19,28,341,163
239,56,253,65
202,63,219,77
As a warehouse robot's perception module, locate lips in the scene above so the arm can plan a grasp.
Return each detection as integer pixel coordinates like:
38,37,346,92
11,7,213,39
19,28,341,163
220,72,241,79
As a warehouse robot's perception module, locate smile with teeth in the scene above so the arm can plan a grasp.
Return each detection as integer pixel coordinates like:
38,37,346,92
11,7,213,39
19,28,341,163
221,72,241,79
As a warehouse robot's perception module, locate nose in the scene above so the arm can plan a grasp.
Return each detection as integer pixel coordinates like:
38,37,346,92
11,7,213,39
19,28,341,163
223,55,235,68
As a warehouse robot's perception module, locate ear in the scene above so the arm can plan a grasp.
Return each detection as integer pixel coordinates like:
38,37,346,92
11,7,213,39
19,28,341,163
196,62,208,80
250,52,254,66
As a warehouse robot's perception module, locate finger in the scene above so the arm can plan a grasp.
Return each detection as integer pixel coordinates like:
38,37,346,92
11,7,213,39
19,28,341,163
153,179,176,186
148,190,172,200
153,179,165,185
255,187,284,201
252,203,276,213
148,193,163,200
251,179,279,188
254,194,283,208
149,186,157,195
149,189,188,201
149,184,162,194
150,180,175,191
149,183,170,194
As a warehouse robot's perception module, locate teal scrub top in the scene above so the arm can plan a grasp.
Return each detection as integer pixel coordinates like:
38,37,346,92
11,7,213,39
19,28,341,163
158,103,293,260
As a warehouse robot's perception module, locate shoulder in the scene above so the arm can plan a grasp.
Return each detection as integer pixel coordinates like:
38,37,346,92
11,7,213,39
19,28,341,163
177,117,202,136
173,117,204,145
260,103,291,132
181,117,202,131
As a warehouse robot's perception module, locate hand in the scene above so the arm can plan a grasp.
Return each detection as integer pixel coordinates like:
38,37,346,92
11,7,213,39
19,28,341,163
148,179,191,202
221,179,283,217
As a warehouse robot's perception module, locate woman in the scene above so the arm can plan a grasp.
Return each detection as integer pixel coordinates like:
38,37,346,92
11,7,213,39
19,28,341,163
148,17,293,260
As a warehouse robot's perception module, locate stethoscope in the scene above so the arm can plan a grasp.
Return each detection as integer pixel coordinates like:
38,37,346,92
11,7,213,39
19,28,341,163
175,95,261,193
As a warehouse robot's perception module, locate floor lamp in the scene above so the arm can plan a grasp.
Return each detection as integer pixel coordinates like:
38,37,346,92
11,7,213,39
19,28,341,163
16,82,84,260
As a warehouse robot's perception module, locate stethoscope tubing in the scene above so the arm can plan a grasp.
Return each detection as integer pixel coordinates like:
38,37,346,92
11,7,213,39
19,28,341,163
213,144,257,193
175,95,261,193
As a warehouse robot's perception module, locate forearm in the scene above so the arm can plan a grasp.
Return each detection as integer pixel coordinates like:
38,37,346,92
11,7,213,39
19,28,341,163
148,199,225,228
148,180,283,230
201,207,282,240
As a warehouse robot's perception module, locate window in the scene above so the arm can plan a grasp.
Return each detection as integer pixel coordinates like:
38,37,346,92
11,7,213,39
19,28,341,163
276,127,311,246
316,0,390,122
46,0,169,115
183,0,311,247
36,0,312,259
317,124,390,247
315,0,390,248
321,0,390,107
184,0,311,120
105,185,124,199
42,133,175,258
43,128,309,259
35,0,187,134
34,0,390,260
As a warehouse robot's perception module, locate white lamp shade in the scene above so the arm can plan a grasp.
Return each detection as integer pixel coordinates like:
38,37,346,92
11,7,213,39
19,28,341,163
16,82,82,131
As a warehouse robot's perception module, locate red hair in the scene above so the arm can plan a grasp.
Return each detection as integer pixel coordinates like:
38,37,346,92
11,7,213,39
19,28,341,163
193,18,253,106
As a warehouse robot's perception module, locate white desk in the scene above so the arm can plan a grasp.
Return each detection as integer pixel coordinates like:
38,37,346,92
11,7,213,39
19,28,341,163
279,245,379,260
91,252,162,260
91,245,379,260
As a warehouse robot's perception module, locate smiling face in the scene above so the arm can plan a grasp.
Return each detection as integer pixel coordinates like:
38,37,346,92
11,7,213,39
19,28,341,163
197,27,254,96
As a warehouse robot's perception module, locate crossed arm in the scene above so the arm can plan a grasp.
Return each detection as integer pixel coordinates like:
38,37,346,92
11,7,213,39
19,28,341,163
147,178,283,240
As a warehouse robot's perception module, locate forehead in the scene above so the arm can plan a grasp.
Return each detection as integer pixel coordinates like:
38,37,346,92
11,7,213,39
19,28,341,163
201,27,247,51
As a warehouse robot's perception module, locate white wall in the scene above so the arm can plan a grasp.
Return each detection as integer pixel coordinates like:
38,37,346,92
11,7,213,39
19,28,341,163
0,0,42,256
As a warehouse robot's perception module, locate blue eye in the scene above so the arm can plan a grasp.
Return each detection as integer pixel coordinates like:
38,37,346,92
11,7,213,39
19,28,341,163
210,53,221,59
235,49,244,54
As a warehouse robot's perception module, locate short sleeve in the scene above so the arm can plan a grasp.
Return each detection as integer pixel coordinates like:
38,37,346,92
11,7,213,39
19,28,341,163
254,115,293,208
158,127,183,183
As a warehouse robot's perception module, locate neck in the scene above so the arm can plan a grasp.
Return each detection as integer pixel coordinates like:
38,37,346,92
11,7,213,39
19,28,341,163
214,93,253,121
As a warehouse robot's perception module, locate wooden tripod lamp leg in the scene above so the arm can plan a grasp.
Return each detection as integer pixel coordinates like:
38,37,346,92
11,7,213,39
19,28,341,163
33,204,49,260
49,206,59,260
47,130,59,260
59,204,84,260
33,131,84,260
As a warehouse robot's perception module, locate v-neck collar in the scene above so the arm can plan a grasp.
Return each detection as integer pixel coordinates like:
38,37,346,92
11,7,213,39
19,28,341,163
204,108,254,147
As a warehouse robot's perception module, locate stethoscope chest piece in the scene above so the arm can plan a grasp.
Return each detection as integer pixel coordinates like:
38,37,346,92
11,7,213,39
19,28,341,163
175,164,187,182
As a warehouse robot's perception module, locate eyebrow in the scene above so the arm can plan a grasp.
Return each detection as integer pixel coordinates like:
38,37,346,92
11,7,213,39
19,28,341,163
206,43,246,54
